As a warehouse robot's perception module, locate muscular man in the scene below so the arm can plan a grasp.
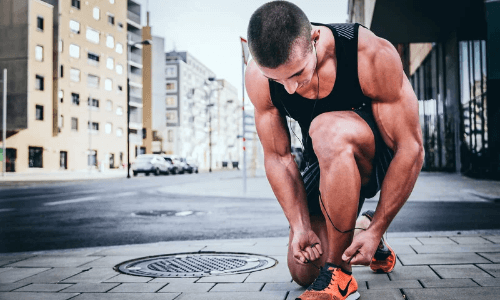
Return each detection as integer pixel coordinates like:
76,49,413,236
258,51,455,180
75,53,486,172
245,2,424,300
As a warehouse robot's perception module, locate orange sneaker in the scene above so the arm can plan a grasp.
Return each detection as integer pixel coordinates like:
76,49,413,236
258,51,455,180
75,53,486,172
296,263,360,300
361,210,397,273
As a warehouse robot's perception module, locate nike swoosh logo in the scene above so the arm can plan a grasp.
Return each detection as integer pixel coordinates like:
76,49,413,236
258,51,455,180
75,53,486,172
338,278,352,297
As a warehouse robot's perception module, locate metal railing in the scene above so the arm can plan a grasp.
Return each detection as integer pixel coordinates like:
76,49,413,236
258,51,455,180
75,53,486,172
127,32,142,44
129,73,142,85
127,11,140,24
129,95,142,105
129,52,142,64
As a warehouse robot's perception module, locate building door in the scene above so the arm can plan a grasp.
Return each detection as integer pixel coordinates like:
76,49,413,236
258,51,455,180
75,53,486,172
28,146,43,168
109,153,115,169
87,150,97,167
6,148,16,172
60,151,68,169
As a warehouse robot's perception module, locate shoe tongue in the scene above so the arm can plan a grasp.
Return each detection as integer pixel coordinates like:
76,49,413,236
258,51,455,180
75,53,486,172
323,263,340,272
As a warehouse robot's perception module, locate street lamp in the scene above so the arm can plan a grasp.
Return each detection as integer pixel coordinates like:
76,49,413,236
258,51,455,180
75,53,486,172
127,39,152,179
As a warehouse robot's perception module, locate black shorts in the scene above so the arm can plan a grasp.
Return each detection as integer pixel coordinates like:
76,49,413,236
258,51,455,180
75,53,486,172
301,109,394,216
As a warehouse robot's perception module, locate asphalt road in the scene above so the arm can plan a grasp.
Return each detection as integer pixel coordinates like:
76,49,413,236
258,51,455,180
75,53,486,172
1,171,499,253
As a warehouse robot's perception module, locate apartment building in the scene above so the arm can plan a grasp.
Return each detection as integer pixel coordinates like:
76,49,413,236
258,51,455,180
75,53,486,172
0,0,128,172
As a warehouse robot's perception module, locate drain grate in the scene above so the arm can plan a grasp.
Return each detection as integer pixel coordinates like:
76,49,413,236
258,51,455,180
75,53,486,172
114,252,277,278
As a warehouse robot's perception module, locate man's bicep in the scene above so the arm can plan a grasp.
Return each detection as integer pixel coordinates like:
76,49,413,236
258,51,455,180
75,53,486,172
254,106,292,158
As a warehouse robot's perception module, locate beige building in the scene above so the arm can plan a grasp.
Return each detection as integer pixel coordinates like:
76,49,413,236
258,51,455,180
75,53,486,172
0,0,128,173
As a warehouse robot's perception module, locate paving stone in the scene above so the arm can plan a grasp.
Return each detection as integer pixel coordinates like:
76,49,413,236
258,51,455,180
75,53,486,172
210,282,264,292
16,267,88,284
61,267,119,283
386,237,422,246
262,282,304,292
158,282,214,292
197,273,249,283
0,282,32,291
78,256,138,267
104,274,152,283
478,252,500,263
108,282,166,293
91,246,203,256
36,248,102,256
244,259,293,283
483,236,500,244
57,282,119,292
0,292,79,300
0,256,33,267
450,236,493,244
0,267,12,274
431,265,494,279
420,278,479,288
403,287,500,300
417,237,457,245
388,265,440,281
174,291,287,300
352,266,391,281
5,256,101,268
0,267,50,283
473,277,500,287
356,289,404,300
367,279,421,289
71,293,180,300
149,277,199,284
14,283,74,292
398,253,489,265
477,264,500,277
412,244,500,254
390,244,416,254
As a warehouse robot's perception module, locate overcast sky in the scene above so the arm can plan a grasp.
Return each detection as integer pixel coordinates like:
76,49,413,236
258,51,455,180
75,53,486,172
138,0,348,100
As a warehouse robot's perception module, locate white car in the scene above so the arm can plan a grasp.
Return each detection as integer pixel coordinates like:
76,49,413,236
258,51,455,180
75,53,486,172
132,154,170,176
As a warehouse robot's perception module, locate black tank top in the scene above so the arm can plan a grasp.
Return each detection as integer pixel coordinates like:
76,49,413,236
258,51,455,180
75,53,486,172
269,22,372,163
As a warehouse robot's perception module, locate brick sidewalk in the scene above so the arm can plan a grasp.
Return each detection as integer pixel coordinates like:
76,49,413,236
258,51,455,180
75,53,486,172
0,233,499,299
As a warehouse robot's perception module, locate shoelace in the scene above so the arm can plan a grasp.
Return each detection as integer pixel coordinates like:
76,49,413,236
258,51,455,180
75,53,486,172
308,267,336,291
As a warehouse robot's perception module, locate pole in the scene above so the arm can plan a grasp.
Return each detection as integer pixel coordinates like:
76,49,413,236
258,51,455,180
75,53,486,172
127,78,131,178
2,69,6,177
209,101,212,173
88,93,92,174
242,57,247,193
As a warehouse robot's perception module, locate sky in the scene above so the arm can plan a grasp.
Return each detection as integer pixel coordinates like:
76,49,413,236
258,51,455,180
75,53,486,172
137,0,349,101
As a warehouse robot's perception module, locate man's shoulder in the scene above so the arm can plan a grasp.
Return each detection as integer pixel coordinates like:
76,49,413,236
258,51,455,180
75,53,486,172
245,60,274,110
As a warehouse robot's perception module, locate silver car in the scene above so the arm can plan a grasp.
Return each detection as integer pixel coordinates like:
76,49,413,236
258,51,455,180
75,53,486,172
132,154,170,176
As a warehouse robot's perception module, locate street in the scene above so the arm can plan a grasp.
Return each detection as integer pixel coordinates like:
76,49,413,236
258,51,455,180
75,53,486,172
1,170,500,253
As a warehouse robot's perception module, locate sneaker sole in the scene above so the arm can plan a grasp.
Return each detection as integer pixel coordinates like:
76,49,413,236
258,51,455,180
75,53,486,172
370,241,396,273
347,291,361,300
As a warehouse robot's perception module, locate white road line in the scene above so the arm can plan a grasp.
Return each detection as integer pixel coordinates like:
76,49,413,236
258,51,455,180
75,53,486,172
44,196,100,206
0,208,15,213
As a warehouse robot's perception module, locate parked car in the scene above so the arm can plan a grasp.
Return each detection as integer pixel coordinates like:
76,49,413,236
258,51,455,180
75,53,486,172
161,155,182,174
132,154,170,176
182,157,199,174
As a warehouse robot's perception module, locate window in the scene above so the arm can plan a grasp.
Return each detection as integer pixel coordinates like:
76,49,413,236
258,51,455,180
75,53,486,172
70,68,80,82
59,40,63,53
35,45,43,61
87,52,99,66
88,121,99,131
166,81,177,92
71,93,80,105
87,74,99,88
166,111,178,123
106,100,113,111
58,114,64,128
35,105,43,120
86,28,99,44
118,85,123,91
71,0,81,9
69,20,80,34
37,16,44,31
71,117,78,131
29,147,43,168
106,35,114,48
60,65,64,78
116,127,123,137
69,44,80,58
35,75,44,91
106,57,114,70
105,78,112,91
168,130,174,142
93,7,100,20
116,106,123,115
166,65,177,77
118,22,123,30
59,90,64,103
105,122,112,134
166,96,177,107
88,97,99,108
115,43,123,54
109,0,114,3
108,14,115,25
88,150,97,166
116,64,123,75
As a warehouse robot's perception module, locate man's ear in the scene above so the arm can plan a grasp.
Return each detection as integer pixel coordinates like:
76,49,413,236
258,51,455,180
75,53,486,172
311,27,320,44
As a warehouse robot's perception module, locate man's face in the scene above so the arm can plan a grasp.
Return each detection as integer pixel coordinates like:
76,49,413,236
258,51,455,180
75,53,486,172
258,41,316,95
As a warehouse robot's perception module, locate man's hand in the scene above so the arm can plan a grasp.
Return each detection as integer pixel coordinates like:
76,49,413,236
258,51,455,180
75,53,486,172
290,229,323,265
342,229,380,265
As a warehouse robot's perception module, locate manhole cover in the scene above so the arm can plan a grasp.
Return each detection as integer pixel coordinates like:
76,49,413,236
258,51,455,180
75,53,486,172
114,252,277,278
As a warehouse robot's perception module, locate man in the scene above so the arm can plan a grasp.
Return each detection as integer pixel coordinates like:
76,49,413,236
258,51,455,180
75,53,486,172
245,1,424,300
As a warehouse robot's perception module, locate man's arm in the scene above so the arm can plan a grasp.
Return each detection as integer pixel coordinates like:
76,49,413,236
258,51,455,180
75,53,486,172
245,59,322,264
343,28,424,265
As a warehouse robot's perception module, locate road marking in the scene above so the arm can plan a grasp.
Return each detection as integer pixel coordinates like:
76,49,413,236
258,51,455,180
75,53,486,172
44,196,100,206
0,208,15,213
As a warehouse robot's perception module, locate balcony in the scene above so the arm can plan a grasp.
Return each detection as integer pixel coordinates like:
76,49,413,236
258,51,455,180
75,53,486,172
127,32,142,45
129,133,143,145
127,10,140,24
129,52,142,65
129,73,142,85
129,95,142,106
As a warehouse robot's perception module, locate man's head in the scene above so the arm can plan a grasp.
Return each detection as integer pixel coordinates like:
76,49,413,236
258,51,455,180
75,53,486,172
247,1,313,69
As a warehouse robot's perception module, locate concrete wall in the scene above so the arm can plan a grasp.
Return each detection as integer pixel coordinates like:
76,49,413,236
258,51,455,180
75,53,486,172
151,35,166,135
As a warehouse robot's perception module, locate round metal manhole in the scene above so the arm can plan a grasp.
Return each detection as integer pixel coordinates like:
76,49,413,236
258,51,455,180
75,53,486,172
114,252,278,278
